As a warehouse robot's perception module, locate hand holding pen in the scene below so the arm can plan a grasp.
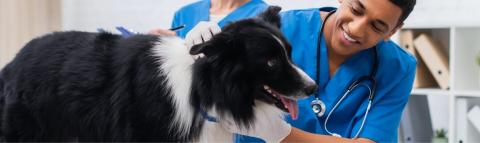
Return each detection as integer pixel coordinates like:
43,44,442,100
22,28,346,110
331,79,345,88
97,25,185,38
147,25,185,36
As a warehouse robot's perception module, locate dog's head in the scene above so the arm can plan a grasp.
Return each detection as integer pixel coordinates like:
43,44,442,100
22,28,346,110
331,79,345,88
191,6,317,122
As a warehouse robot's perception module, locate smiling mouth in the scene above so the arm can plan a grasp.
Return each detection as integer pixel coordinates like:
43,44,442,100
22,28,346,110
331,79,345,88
340,26,361,45
343,31,358,43
263,85,299,120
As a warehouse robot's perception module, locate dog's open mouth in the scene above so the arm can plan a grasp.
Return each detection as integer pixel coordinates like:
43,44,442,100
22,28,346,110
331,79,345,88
263,85,299,120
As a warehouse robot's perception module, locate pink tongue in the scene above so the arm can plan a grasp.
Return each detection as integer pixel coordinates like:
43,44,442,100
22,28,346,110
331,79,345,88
280,97,298,120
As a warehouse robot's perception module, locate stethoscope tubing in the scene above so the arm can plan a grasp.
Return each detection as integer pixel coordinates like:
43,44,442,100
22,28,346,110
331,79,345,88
312,8,378,138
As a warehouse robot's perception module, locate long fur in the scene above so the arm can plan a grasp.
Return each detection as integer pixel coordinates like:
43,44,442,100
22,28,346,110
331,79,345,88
0,6,316,142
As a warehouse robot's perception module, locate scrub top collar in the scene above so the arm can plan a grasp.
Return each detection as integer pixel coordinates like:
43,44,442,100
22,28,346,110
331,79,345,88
317,7,336,90
199,0,266,27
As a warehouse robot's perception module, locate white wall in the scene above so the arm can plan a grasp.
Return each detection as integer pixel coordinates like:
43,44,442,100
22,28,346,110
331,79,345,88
62,0,480,32
62,0,194,32
61,0,339,32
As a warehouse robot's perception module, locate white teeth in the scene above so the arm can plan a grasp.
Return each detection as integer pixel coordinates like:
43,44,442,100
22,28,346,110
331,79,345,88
263,85,277,97
343,31,357,42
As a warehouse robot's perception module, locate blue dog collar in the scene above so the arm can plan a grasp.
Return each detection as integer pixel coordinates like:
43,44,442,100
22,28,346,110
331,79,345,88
200,108,218,122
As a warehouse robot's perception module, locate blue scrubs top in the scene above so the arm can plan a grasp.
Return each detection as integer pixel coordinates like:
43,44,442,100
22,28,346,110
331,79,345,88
237,8,417,143
171,0,268,38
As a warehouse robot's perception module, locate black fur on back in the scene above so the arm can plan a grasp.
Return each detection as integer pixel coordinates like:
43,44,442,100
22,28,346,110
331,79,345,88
0,31,183,141
0,6,307,142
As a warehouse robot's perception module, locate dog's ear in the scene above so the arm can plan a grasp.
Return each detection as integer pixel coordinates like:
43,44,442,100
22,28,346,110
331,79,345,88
190,42,208,55
258,6,282,28
190,33,234,56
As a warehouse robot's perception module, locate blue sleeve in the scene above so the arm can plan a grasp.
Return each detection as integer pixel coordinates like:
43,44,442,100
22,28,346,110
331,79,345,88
279,9,322,79
355,58,417,142
235,134,265,143
171,11,182,37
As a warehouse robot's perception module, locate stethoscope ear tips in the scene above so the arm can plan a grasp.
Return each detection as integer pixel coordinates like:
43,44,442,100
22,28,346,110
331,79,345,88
311,98,326,117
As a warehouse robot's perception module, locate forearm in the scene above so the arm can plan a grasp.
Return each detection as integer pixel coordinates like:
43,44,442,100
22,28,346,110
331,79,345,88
281,127,375,143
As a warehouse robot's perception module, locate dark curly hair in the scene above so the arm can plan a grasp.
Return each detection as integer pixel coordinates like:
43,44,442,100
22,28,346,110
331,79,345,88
390,0,416,26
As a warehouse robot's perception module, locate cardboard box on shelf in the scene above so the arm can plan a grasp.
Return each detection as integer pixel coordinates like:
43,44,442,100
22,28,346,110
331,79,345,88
399,30,438,88
413,34,450,90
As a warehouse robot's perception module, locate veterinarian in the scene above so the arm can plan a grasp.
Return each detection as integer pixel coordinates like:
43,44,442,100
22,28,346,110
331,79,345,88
186,0,417,142
148,0,268,42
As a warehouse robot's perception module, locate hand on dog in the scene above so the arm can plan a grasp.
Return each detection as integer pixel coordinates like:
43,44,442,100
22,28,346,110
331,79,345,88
185,21,221,49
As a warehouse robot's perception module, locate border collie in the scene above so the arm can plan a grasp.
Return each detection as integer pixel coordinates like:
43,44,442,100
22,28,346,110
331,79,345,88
0,6,317,142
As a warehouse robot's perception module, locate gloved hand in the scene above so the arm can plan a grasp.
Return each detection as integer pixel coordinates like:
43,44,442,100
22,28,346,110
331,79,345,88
185,21,221,49
219,101,292,143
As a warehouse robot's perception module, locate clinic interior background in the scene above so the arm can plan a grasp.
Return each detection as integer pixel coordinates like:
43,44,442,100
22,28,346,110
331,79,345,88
1,0,480,142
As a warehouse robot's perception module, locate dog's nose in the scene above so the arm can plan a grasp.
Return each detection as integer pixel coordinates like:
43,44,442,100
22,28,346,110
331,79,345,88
304,84,318,95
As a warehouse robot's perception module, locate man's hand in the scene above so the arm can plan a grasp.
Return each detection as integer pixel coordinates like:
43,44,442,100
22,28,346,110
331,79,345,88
184,21,221,49
148,28,176,36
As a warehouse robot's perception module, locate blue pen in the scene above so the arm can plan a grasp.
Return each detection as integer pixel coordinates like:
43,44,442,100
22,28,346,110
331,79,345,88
169,25,186,31
115,26,135,37
115,25,185,38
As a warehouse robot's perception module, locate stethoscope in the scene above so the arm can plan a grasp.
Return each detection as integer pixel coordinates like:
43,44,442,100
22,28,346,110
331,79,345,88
310,9,378,138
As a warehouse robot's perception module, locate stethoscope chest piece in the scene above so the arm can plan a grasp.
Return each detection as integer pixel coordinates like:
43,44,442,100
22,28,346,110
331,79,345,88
311,98,326,117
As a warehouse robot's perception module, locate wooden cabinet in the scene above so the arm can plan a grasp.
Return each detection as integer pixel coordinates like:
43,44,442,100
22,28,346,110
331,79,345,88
0,0,60,68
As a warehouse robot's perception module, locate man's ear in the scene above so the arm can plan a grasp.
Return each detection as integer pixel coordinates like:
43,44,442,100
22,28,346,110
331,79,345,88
384,23,403,41
258,6,282,28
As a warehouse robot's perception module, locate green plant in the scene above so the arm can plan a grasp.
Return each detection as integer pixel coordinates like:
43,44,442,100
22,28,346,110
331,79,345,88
477,53,480,66
434,129,447,138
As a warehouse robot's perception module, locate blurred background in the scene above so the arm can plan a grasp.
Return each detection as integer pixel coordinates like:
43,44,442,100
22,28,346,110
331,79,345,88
1,0,480,142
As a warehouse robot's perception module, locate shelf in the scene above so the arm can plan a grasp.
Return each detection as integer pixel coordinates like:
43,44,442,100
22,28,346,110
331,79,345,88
396,28,451,90
455,90,480,98
402,24,451,30
455,98,480,143
411,88,449,96
410,89,480,98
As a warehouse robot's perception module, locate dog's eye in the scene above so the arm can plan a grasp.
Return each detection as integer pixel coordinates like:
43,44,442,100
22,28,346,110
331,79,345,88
267,59,277,67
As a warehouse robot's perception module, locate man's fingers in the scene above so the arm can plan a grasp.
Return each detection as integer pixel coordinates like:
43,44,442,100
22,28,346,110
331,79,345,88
148,29,176,36
209,24,222,35
201,29,213,42
193,38,203,46
185,21,222,49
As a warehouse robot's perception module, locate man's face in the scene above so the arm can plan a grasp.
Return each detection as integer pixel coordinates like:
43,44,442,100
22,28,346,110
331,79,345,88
330,0,403,56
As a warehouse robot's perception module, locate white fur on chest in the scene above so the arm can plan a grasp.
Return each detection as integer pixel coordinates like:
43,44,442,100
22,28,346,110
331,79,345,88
152,36,196,138
198,101,285,143
197,121,235,142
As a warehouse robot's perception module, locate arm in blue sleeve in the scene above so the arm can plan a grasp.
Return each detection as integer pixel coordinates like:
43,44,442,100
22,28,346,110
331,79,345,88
355,58,417,142
171,11,182,36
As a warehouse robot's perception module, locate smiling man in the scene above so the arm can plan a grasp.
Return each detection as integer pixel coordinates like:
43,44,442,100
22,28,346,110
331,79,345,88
232,0,417,142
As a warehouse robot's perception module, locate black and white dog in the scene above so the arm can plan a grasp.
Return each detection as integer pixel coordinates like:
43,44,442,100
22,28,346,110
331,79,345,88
0,6,316,142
